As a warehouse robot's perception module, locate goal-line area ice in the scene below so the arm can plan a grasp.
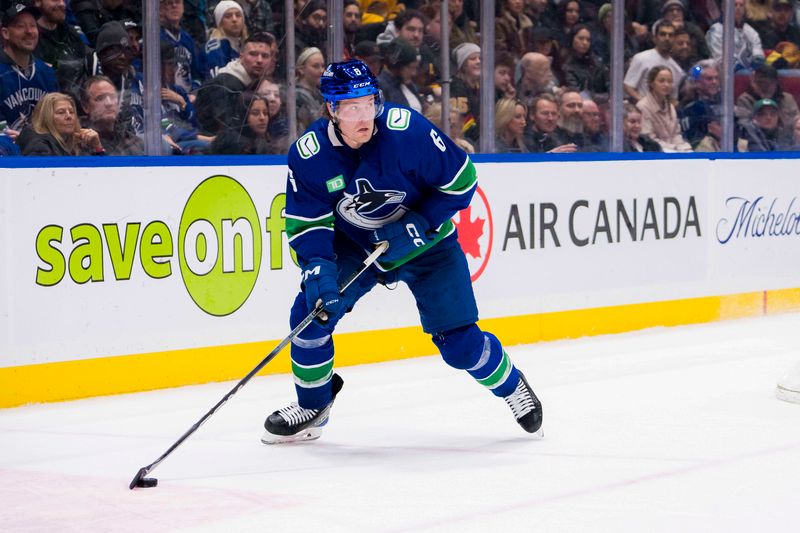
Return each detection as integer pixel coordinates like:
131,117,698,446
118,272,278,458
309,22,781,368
2,313,800,532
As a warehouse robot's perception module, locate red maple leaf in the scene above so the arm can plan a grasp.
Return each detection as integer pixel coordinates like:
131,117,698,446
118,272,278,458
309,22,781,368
455,206,485,259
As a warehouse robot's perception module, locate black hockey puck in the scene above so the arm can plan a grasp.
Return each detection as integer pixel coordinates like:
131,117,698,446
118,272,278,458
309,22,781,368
129,467,158,489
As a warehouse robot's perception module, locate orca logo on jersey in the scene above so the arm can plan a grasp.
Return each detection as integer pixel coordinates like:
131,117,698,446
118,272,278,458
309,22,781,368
336,178,408,229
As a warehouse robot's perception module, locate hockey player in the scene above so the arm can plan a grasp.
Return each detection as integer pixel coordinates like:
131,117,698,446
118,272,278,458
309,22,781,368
262,59,543,444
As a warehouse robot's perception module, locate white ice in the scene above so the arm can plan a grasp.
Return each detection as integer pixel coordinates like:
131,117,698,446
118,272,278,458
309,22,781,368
3,313,800,533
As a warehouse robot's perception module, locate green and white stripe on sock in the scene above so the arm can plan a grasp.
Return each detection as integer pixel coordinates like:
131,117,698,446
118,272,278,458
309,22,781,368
475,349,514,391
292,358,334,389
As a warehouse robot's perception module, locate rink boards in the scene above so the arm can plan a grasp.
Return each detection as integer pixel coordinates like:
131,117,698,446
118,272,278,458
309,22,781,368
2,154,800,407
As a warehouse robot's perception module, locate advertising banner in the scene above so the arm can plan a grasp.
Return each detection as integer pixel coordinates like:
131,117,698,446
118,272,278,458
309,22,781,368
2,157,800,373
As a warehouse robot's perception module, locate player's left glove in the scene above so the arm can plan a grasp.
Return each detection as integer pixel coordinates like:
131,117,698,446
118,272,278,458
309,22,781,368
370,211,434,262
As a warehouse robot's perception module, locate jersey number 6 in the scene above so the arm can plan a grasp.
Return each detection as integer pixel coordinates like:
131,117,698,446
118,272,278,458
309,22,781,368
429,129,447,153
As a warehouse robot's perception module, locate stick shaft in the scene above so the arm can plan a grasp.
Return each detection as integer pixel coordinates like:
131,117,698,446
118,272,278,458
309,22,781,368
134,242,388,478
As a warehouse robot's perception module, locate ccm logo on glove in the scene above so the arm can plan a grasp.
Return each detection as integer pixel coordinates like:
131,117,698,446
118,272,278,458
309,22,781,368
370,212,434,262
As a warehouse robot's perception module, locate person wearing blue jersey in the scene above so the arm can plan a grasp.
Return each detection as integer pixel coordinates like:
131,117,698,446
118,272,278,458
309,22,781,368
0,3,59,131
262,59,543,444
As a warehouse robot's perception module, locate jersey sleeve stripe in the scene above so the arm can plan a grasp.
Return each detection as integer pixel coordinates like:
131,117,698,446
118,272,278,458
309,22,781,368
285,213,336,240
438,157,477,195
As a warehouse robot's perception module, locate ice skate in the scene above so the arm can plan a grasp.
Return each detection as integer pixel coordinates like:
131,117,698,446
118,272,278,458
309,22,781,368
504,371,543,436
261,373,344,444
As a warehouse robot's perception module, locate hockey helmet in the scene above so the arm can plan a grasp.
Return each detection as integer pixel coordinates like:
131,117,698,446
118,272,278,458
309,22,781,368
320,59,384,119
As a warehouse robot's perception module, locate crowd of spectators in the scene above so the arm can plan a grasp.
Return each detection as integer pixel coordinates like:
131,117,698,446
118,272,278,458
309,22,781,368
3,0,800,157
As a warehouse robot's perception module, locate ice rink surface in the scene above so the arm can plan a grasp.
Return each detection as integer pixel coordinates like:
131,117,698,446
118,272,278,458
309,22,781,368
3,313,800,532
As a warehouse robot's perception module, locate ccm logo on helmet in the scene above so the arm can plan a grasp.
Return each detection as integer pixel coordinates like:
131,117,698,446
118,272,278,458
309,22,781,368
352,82,371,88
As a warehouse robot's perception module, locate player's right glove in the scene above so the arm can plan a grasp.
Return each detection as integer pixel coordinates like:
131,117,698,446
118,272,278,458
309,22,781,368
302,258,344,322
370,211,434,262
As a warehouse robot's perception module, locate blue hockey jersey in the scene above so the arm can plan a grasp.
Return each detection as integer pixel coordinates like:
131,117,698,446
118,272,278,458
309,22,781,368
285,104,478,270
0,50,59,127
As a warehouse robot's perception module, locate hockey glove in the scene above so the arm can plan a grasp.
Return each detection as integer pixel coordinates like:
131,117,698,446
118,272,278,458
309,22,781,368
370,211,434,262
302,258,344,322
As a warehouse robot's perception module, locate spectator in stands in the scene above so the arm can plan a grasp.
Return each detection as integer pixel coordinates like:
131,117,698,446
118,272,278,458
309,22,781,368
746,0,772,33
738,97,793,151
295,0,327,58
494,97,528,153
71,0,140,47
160,0,204,93
34,0,90,103
495,52,517,100
736,63,799,133
195,33,272,134
760,0,800,51
624,20,683,101
636,65,692,152
672,28,701,71
80,75,144,155
554,0,582,49
378,38,423,112
295,46,325,132
343,0,361,59
122,19,143,74
679,59,721,146
590,3,638,66
388,10,438,100
450,42,481,141
561,24,609,96
206,0,273,37
256,78,289,152
354,40,383,77
422,100,474,153
524,94,577,152
210,93,278,154
16,92,103,155
495,0,533,60
525,26,563,83
449,0,479,47
581,98,608,150
524,0,558,31
516,52,560,110
706,0,764,70
694,112,722,152
92,21,144,135
555,89,586,147
623,102,662,152
205,1,247,79
661,0,710,59
0,3,59,133
160,43,210,154
377,9,426,47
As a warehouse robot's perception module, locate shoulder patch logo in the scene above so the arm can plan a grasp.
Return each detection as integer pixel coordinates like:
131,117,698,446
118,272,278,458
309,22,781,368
326,174,346,193
386,108,411,131
297,132,320,159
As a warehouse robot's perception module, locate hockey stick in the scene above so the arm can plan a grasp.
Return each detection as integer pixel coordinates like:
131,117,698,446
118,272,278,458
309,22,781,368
129,241,388,490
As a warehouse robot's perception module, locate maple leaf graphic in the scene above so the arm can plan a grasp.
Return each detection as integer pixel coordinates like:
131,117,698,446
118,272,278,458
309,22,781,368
455,206,485,259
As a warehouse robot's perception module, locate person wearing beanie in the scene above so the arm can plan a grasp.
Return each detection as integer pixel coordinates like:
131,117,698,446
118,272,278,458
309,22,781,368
450,42,481,143
589,3,638,65
377,38,423,112
205,0,248,78
90,21,146,135
160,0,205,93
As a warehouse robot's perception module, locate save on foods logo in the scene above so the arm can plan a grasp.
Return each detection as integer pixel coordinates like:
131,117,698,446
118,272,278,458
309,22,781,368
34,175,292,316
453,185,493,281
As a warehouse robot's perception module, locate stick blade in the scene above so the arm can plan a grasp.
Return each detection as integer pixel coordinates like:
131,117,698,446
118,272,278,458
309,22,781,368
129,467,157,490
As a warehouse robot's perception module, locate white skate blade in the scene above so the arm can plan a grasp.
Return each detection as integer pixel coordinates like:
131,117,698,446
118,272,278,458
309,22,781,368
776,385,800,405
261,427,323,445
530,428,544,439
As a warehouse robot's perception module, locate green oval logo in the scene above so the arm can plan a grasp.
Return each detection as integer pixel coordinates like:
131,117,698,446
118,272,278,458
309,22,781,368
179,175,262,316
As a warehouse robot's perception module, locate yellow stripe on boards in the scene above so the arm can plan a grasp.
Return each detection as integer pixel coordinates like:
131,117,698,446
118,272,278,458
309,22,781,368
0,290,791,408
